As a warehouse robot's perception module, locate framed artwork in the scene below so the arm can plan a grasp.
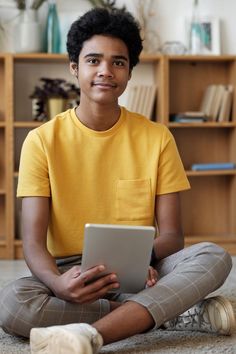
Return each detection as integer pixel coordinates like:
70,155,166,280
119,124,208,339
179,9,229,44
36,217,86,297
186,17,221,55
58,11,84,53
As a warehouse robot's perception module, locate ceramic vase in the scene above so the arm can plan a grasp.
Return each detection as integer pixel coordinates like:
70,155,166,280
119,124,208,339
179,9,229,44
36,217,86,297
14,9,41,53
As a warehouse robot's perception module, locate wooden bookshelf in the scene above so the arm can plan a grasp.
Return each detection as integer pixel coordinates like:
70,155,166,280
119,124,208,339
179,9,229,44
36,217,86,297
167,56,236,253
0,53,236,258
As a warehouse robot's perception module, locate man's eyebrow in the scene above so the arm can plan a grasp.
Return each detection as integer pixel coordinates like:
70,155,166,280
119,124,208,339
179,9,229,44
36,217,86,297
84,53,128,61
112,55,128,61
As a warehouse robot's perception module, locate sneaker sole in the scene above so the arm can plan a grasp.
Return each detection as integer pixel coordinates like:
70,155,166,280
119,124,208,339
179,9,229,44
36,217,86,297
210,296,236,335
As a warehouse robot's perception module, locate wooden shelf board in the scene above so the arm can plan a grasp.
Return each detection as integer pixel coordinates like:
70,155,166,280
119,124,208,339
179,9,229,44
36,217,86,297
0,189,6,195
14,240,24,259
186,169,236,176
167,55,236,62
14,121,44,128
169,122,236,128
15,122,236,129
140,53,162,62
0,122,6,127
185,234,236,241
185,235,236,255
13,52,161,62
13,53,68,62
14,239,22,246
11,241,236,258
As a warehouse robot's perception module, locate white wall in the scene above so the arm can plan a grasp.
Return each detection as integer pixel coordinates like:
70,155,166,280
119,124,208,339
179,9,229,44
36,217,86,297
116,0,236,54
0,0,236,54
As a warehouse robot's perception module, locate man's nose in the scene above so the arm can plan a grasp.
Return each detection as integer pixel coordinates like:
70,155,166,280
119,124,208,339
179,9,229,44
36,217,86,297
97,62,114,78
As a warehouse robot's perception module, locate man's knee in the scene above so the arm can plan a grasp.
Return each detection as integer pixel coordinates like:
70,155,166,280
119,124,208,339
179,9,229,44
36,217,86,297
193,242,232,283
197,242,232,266
0,277,48,338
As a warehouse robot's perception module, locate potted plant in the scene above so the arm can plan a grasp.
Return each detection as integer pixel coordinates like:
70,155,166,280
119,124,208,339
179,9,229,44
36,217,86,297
30,78,80,121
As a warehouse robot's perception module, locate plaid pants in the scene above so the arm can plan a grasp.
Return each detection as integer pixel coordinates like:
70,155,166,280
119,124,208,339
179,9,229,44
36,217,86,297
0,242,232,338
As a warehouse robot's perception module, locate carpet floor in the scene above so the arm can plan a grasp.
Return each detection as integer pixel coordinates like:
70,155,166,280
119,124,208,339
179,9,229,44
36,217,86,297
0,257,235,354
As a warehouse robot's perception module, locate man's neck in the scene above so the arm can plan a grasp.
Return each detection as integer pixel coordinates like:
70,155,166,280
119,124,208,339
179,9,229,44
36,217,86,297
75,102,121,131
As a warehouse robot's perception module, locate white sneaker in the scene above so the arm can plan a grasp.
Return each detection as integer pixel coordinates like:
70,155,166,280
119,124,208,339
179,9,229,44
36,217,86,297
30,323,103,354
164,296,235,335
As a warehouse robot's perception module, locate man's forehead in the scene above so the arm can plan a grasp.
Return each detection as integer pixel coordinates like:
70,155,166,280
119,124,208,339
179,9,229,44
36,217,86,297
80,35,129,58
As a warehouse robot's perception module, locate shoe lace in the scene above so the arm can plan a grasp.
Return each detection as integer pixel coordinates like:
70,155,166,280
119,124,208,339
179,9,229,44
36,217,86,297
169,303,213,331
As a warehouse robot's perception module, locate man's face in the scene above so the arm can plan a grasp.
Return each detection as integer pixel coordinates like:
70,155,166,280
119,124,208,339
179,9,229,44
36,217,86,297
71,35,131,105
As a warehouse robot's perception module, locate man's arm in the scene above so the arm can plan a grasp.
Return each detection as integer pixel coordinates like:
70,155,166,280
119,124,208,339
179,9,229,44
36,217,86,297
22,197,60,284
22,197,119,303
153,192,184,261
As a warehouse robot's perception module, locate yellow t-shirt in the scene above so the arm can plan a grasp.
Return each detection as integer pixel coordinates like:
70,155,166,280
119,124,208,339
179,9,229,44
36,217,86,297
17,107,190,257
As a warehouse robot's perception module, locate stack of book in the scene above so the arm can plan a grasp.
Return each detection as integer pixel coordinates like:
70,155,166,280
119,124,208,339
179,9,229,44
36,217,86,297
170,111,207,123
171,84,234,123
200,84,234,122
125,84,157,119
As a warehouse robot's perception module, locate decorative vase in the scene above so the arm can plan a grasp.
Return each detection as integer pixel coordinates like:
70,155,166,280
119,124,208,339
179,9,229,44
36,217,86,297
45,1,61,53
14,9,42,53
189,0,204,54
47,98,66,120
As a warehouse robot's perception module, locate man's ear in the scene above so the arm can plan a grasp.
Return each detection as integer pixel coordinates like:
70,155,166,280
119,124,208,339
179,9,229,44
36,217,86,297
70,62,78,78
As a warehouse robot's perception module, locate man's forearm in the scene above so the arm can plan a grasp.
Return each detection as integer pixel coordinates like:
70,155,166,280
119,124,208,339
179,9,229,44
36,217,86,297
153,232,184,261
23,242,60,291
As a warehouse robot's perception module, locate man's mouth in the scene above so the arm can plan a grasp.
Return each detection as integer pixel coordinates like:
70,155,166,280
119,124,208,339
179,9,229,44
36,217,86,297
92,81,117,88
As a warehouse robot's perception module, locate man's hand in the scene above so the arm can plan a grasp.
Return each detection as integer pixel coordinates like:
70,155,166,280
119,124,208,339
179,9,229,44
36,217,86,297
52,265,120,304
146,266,158,288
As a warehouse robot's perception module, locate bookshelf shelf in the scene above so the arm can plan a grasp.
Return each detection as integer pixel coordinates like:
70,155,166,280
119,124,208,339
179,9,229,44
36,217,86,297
0,53,236,258
186,170,236,176
169,122,236,128
14,122,43,128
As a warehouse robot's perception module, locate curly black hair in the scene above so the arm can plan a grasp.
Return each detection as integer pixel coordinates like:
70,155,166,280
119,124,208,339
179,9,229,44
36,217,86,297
66,8,143,71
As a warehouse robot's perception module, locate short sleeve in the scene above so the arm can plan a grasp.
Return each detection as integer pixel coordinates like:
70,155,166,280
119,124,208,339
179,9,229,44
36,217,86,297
156,127,190,195
17,130,51,197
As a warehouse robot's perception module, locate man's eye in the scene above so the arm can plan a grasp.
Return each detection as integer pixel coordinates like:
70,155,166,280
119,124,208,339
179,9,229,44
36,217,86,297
87,58,99,64
114,60,125,67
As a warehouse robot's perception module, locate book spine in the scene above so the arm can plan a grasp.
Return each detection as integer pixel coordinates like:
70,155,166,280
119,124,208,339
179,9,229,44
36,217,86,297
191,163,236,170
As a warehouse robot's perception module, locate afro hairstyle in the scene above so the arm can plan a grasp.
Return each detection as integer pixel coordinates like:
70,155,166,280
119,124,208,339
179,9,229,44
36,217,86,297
66,8,143,71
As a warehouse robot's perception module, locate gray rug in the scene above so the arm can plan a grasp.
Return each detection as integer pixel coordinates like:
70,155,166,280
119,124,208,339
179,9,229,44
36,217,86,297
0,258,236,354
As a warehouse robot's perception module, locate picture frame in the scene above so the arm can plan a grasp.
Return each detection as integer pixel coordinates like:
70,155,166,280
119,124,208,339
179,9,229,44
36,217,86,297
186,17,221,55
58,11,84,53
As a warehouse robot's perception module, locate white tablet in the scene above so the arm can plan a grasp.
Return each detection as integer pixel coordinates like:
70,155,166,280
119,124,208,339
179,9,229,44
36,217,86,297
81,223,156,293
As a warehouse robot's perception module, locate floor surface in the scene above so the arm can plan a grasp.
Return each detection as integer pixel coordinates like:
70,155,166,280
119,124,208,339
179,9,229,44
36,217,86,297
0,260,30,280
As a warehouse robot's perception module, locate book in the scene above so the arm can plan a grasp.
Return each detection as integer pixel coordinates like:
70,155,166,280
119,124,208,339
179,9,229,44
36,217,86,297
173,118,206,123
183,111,206,117
218,85,234,122
145,85,157,119
170,112,207,123
191,162,236,171
200,84,218,119
182,84,234,122
126,84,157,119
211,84,225,120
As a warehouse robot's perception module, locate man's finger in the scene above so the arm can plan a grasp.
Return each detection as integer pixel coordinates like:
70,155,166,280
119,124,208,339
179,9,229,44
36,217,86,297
79,265,106,284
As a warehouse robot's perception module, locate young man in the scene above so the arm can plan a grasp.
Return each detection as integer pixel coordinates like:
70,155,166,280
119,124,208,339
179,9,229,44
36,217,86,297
0,8,235,354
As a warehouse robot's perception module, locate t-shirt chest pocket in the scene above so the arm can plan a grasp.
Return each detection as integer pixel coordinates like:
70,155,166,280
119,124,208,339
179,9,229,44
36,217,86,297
115,179,152,221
